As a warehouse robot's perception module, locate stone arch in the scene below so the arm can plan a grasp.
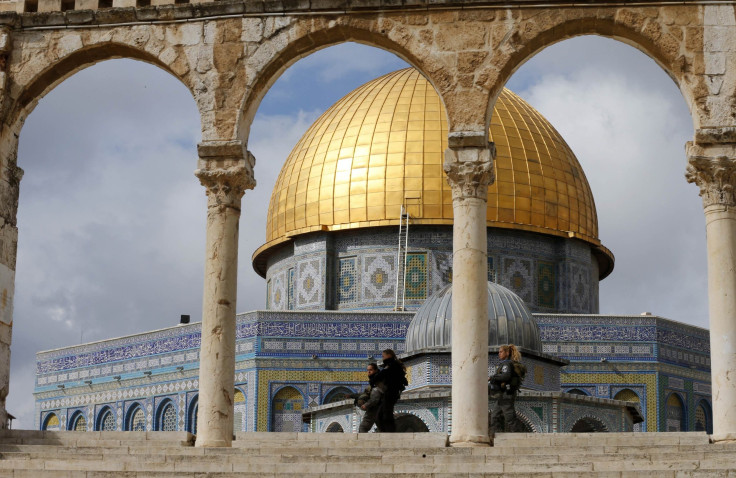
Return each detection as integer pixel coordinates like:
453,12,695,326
9,41,200,137
695,399,712,434
67,410,87,432
486,13,700,134
325,422,345,433
41,411,60,431
395,413,430,433
270,385,305,432
515,412,536,433
489,409,537,433
665,392,687,431
155,399,176,432
125,402,146,431
323,386,354,405
186,395,198,435
95,406,115,432
238,22,449,145
569,416,609,433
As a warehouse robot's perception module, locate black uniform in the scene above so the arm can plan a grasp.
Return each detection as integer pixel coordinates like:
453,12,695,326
489,359,521,433
374,357,407,433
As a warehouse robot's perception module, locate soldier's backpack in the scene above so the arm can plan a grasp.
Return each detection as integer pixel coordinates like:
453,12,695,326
508,361,527,391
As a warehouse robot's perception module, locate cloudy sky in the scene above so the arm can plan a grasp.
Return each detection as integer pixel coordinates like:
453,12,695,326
6,36,703,428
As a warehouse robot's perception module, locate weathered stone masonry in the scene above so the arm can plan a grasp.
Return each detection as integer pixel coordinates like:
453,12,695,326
0,0,733,446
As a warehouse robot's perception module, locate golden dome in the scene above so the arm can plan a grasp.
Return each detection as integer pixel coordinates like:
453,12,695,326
253,68,613,278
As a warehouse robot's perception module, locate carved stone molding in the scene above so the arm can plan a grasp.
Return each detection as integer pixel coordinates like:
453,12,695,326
443,142,496,200
196,140,256,209
686,142,736,208
196,165,255,209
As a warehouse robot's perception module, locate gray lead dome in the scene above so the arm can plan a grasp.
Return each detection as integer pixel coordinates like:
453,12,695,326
405,282,542,355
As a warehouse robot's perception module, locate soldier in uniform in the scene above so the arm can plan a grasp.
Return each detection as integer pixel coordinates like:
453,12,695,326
347,363,385,432
489,344,523,433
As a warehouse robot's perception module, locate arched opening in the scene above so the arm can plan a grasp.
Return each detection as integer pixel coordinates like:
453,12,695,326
567,389,589,396
68,411,87,432
6,57,202,429
233,388,246,432
270,386,305,432
695,400,712,434
96,407,115,432
395,413,429,433
614,388,643,432
41,412,60,431
244,41,460,313
666,393,686,432
516,414,534,433
492,35,701,322
570,416,608,433
186,396,198,435
155,400,176,432
126,404,146,432
325,422,345,433
323,387,353,404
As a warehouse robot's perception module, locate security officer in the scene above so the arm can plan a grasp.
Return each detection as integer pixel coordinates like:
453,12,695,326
489,344,522,433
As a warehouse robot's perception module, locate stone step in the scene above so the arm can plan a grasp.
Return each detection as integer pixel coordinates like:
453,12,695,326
2,458,736,475
492,432,711,447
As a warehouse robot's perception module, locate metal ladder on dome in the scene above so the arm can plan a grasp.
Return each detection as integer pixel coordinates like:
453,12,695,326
394,197,421,311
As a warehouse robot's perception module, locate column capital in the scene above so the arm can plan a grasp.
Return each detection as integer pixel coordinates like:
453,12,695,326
443,142,496,200
195,140,256,208
686,141,736,208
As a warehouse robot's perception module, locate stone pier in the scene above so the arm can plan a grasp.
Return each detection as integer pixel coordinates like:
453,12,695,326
444,136,494,446
194,141,255,447
687,140,736,442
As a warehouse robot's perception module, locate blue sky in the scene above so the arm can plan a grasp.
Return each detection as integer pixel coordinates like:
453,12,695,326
7,37,702,428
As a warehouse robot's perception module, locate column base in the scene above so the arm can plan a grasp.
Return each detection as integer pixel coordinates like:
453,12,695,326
710,433,736,444
449,434,491,447
195,437,232,448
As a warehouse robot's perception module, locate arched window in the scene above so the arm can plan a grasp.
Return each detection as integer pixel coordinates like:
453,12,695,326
97,408,116,431
665,393,686,432
614,389,640,403
126,405,146,431
570,417,608,433
68,412,87,432
614,389,643,432
187,396,198,435
156,401,176,432
271,386,304,432
323,387,353,404
42,412,60,431
566,389,589,396
233,388,246,432
325,422,344,433
395,414,429,433
695,400,712,434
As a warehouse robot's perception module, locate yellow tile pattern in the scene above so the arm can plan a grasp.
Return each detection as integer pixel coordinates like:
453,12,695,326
260,68,600,255
561,371,657,431
257,369,366,431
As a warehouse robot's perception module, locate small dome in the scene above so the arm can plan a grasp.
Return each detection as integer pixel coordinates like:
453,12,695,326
405,282,542,356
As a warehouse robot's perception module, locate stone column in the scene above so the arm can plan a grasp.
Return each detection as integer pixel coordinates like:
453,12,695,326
686,139,736,442
444,135,494,447
194,141,255,447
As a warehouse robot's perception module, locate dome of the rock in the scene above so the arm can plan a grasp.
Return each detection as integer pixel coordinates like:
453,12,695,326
405,282,542,356
253,68,613,278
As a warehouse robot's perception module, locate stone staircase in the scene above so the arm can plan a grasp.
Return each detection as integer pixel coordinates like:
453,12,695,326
0,429,734,477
